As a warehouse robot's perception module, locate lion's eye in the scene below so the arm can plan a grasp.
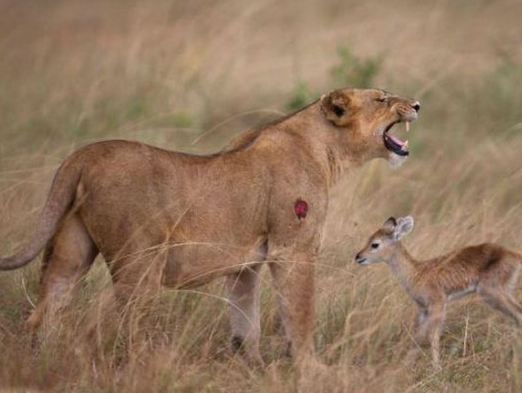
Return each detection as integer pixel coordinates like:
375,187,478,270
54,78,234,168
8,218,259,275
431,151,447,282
371,242,380,249
375,97,387,103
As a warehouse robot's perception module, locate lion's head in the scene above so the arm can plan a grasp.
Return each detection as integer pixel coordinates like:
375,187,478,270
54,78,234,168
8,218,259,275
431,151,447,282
320,88,420,168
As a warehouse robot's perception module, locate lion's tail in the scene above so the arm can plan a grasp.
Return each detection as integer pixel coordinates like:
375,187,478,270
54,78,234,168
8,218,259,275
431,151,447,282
0,156,82,271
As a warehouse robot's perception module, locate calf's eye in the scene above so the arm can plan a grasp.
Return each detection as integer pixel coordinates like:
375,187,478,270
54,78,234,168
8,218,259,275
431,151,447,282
371,242,380,249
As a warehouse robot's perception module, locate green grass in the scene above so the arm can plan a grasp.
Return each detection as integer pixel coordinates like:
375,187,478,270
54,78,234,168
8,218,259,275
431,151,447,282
1,0,522,392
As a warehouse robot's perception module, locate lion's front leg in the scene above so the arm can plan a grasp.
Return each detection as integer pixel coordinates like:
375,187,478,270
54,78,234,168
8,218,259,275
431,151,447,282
268,249,316,362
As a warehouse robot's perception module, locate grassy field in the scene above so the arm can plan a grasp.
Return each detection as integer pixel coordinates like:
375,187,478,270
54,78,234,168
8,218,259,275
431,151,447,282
1,0,522,391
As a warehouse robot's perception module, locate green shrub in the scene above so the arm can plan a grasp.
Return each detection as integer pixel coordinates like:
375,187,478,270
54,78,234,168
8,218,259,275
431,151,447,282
330,46,382,89
285,46,383,112
285,81,315,112
481,58,522,136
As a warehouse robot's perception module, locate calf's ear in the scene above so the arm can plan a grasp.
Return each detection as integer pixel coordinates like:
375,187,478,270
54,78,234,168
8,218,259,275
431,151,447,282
382,216,397,232
393,216,415,240
320,90,351,126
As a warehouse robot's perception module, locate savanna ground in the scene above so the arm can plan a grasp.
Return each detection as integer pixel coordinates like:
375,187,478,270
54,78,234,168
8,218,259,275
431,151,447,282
1,0,522,391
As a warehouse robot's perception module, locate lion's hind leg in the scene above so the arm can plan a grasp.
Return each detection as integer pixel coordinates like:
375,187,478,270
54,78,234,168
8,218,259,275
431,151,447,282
25,213,98,334
226,263,264,367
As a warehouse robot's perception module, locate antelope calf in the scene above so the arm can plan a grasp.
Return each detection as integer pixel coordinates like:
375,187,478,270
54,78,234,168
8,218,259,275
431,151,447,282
354,216,522,367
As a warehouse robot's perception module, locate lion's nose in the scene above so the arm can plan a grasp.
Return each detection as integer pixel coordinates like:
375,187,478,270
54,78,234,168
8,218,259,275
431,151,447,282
411,102,420,112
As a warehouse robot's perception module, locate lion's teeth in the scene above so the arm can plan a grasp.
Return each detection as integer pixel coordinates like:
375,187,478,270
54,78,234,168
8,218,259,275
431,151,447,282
405,121,410,132
402,140,409,151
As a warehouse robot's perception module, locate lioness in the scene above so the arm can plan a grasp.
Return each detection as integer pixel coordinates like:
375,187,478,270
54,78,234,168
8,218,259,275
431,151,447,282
0,88,419,365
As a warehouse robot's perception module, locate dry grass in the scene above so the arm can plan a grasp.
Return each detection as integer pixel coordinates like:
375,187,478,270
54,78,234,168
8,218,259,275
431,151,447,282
1,0,522,391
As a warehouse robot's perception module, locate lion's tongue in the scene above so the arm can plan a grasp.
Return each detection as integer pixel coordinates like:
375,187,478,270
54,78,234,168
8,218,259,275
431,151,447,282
388,134,408,150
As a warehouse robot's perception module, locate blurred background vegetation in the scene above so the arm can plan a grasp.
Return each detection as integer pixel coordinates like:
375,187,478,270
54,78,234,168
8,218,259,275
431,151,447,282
0,0,522,391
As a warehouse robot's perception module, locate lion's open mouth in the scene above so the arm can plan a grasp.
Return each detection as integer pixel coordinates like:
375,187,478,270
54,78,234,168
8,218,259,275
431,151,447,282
383,121,410,157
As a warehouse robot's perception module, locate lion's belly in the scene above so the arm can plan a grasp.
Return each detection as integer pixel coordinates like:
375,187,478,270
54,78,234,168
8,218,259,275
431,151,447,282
162,235,267,288
76,143,269,286
80,204,266,287
160,196,268,287
78,174,268,286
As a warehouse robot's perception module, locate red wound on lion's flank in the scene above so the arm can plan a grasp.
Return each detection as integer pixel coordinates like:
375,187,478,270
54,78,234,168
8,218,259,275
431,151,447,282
294,199,308,220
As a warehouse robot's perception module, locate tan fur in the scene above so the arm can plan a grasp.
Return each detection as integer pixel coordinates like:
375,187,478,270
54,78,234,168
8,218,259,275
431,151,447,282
355,216,522,367
0,88,419,365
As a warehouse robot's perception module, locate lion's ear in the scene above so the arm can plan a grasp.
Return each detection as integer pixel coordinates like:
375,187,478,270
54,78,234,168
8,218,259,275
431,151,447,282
320,91,351,126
